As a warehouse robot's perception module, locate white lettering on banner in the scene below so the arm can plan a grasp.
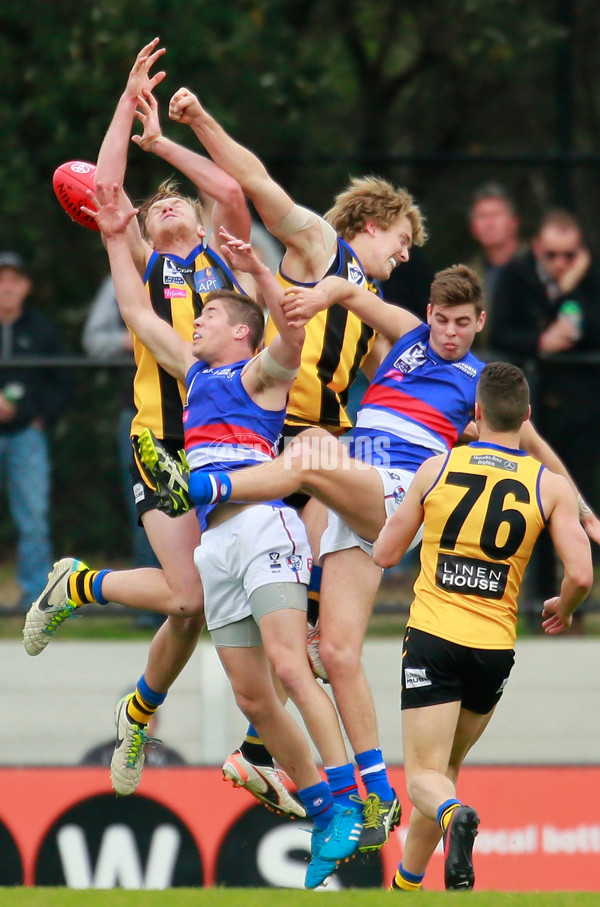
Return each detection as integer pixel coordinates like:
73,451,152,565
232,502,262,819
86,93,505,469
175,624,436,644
394,823,600,856
57,824,181,888
476,826,538,854
543,825,600,854
256,825,342,890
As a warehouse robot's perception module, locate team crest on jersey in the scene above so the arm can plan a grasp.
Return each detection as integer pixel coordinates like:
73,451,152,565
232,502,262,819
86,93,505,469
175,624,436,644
163,259,186,286
393,485,406,504
195,267,222,294
393,341,428,374
286,555,303,573
347,263,366,286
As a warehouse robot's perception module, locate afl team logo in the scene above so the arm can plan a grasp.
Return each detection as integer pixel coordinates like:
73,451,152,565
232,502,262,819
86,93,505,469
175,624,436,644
286,555,303,572
393,485,406,504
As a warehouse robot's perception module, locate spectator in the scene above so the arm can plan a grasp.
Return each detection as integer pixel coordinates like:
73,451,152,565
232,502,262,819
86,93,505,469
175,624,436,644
0,252,72,610
82,275,159,570
490,210,600,629
467,182,522,354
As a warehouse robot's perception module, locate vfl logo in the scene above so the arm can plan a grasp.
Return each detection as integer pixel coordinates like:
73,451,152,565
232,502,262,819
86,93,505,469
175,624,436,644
286,555,303,573
269,551,281,571
393,342,428,374
347,263,366,286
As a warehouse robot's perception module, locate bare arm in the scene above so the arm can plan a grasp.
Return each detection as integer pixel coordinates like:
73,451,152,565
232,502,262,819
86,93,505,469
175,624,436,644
540,471,593,633
519,419,600,544
96,38,166,272
83,184,193,383
134,91,251,244
373,457,441,568
168,87,335,277
283,276,422,341
218,229,304,401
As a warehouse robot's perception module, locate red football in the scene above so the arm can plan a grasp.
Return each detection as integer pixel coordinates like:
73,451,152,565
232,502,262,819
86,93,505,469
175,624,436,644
52,160,99,231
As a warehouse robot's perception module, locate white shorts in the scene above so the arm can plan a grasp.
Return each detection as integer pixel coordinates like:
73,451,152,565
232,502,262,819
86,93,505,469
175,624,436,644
194,504,312,632
319,465,423,559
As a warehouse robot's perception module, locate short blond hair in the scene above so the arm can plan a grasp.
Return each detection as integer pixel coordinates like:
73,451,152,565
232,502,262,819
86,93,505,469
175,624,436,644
324,176,427,246
137,178,204,240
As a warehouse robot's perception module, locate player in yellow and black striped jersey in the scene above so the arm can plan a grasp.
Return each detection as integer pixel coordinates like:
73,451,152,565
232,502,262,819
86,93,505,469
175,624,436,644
168,85,428,844
374,362,593,891
271,239,379,433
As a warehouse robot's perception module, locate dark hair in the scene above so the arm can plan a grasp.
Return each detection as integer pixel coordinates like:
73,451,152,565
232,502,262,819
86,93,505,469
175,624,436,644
477,361,530,431
204,290,265,351
429,264,484,316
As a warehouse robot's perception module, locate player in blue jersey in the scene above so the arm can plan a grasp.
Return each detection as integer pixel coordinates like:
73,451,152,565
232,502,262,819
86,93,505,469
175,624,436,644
78,182,366,888
145,264,600,855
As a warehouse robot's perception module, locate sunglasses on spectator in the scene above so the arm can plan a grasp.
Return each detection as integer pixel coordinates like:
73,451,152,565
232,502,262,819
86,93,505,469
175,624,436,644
543,249,579,262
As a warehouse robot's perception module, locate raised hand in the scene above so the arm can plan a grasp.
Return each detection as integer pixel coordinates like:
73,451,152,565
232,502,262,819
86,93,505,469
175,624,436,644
132,89,162,152
218,226,264,276
169,87,205,125
124,38,166,102
81,183,138,238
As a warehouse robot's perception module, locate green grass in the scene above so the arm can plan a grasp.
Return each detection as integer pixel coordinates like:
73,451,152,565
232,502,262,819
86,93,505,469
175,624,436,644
0,891,598,906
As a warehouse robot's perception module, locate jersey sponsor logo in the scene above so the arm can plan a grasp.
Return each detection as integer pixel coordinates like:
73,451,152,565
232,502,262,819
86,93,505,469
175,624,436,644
452,361,479,378
392,341,428,374
470,453,518,472
194,267,223,294
436,553,509,599
164,287,187,299
163,259,186,286
286,555,303,573
347,263,366,286
404,667,431,688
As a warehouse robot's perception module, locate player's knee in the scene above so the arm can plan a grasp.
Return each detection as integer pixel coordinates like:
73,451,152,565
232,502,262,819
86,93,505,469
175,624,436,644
166,612,204,637
319,635,359,678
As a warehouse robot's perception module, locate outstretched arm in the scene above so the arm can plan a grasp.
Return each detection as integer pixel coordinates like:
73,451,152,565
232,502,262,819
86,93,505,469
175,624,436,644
520,420,600,544
96,38,166,272
283,276,422,341
218,229,304,399
82,184,193,383
134,90,251,244
168,87,336,279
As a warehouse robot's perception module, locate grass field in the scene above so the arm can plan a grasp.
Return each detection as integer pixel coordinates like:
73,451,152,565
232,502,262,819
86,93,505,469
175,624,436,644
0,891,598,906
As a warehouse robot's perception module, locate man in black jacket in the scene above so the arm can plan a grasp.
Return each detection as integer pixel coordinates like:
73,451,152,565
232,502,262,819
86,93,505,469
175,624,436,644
489,211,600,627
0,252,72,609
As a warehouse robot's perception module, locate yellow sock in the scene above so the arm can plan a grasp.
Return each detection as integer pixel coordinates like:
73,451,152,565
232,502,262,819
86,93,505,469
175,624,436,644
126,690,158,727
67,569,104,606
439,801,461,833
391,866,424,890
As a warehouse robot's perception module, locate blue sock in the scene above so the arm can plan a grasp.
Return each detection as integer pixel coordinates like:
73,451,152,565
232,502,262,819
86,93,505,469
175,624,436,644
246,724,259,739
355,748,394,800
324,763,360,810
137,675,167,707
298,781,334,829
189,470,231,505
92,569,112,605
307,564,322,625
